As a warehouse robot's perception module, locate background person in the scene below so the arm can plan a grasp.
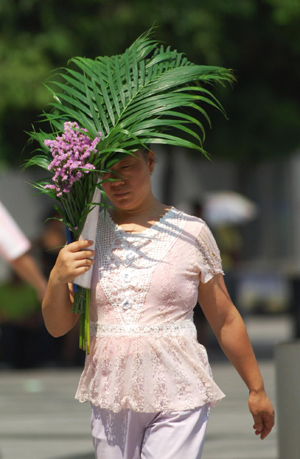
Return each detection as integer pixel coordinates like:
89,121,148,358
0,200,47,367
0,201,47,301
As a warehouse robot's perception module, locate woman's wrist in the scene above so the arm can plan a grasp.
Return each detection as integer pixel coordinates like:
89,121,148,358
248,384,266,395
49,267,68,286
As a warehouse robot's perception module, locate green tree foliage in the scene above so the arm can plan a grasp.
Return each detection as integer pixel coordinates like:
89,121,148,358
0,0,300,166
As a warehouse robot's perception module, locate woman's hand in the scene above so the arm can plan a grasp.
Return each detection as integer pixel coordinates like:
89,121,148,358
51,239,95,285
41,239,95,337
248,389,275,439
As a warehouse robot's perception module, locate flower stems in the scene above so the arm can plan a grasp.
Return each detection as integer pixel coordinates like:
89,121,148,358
73,286,91,354
72,286,86,313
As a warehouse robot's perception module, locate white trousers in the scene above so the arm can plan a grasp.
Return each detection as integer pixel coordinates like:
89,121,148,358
91,404,210,459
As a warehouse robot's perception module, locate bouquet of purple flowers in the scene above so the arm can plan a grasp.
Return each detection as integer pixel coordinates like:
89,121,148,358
44,121,101,199
43,122,103,352
28,121,104,353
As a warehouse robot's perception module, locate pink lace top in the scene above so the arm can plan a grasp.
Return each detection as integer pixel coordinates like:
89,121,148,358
75,207,225,412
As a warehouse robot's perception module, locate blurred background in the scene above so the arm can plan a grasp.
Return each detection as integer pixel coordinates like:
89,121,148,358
1,0,300,367
0,1,299,457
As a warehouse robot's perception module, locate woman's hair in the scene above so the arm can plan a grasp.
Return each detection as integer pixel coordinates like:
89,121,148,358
140,145,158,166
140,145,153,159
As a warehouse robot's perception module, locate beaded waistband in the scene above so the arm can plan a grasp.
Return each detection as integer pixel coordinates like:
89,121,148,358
90,320,197,337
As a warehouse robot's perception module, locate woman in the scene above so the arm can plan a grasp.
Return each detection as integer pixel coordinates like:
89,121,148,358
42,149,275,459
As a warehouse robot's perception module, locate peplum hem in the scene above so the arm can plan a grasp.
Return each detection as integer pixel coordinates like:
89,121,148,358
75,326,225,413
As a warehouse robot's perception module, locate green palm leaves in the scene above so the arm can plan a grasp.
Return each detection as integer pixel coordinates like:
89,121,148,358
31,29,234,167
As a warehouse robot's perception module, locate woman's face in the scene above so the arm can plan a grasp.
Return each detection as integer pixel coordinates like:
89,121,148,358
101,150,155,211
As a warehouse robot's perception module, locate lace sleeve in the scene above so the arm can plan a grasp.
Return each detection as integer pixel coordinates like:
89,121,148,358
195,223,224,283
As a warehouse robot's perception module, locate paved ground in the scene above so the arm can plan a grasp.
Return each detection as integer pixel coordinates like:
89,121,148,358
0,314,292,459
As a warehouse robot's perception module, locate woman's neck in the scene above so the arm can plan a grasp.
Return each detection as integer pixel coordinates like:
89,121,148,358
110,199,170,231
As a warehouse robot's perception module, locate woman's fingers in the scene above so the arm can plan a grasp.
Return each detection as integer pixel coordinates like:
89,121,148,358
67,239,94,252
65,240,95,261
74,249,95,260
53,240,95,284
252,413,274,439
73,257,95,269
72,263,94,276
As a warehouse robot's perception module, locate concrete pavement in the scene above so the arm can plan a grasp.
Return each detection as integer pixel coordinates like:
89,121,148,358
0,362,277,459
0,314,288,459
203,361,276,459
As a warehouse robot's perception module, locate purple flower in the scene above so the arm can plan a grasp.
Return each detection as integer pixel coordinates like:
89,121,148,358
44,184,56,190
44,122,102,196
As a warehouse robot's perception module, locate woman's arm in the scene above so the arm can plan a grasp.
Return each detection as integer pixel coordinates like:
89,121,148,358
198,273,275,440
42,239,94,337
10,253,47,301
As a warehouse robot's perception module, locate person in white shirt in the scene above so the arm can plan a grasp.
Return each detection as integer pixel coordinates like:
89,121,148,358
0,201,46,301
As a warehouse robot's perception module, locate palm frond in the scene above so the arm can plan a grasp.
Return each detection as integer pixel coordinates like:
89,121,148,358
28,29,234,163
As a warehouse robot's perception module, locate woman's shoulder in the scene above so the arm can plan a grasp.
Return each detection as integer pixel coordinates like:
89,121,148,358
172,207,208,232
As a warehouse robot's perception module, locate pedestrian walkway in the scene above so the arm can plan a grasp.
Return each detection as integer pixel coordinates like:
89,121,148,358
0,369,93,459
0,314,287,459
203,361,276,459
0,362,277,459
